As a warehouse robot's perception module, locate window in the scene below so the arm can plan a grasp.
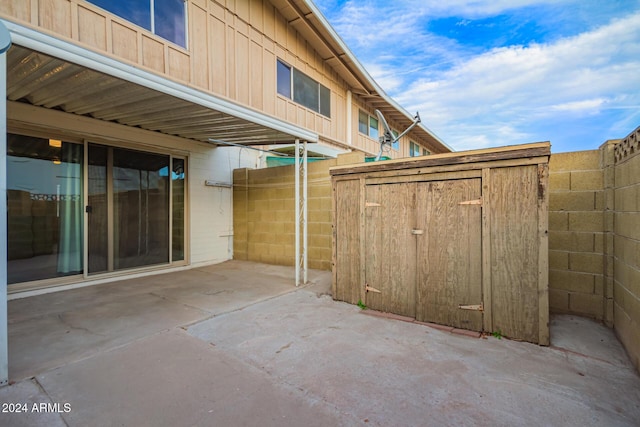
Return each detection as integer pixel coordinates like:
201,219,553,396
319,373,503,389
410,141,421,157
277,61,291,99
358,110,379,140
423,148,430,156
358,110,369,134
277,60,331,118
88,0,187,48
293,70,319,115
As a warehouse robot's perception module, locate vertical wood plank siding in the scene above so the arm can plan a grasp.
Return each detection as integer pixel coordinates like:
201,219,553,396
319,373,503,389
0,0,346,143
331,143,551,344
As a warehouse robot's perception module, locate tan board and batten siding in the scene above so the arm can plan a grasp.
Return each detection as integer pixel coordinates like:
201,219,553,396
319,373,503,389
0,0,443,157
0,0,339,139
331,142,551,345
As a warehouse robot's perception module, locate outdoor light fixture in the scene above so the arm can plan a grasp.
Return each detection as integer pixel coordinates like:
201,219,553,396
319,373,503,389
49,139,62,148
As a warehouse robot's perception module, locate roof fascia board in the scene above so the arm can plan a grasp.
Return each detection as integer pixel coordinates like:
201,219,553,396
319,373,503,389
2,19,317,143
299,1,453,151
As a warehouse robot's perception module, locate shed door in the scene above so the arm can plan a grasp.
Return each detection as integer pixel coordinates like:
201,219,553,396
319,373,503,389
364,183,417,317
415,179,483,331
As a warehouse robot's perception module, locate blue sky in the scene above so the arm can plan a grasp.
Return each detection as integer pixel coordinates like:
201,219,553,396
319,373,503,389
313,0,640,152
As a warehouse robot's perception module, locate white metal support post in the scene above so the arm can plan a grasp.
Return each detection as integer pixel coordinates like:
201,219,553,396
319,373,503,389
0,21,12,386
294,139,308,286
295,140,300,286
302,140,308,284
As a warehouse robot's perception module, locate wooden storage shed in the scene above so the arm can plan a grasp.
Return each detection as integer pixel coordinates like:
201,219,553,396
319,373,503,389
330,143,550,345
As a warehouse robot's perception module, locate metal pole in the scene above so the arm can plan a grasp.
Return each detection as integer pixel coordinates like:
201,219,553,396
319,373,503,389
0,21,12,386
303,140,308,284
294,139,300,286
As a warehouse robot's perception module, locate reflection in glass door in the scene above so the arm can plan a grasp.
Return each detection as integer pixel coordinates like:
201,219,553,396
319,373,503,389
87,144,108,273
172,158,185,262
6,134,83,284
113,148,169,269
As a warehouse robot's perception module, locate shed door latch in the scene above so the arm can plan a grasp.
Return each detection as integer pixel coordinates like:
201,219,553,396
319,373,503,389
459,198,482,206
458,304,484,311
365,284,382,293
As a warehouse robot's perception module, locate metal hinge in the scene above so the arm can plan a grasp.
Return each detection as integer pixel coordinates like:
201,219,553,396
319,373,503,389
458,304,484,311
411,229,424,235
365,202,381,207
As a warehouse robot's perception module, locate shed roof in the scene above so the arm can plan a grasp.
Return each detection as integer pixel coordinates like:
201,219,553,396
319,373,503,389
330,142,551,176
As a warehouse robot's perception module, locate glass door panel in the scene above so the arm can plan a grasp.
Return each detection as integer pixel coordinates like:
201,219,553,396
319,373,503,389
6,134,83,284
113,148,169,269
172,158,185,262
87,143,109,274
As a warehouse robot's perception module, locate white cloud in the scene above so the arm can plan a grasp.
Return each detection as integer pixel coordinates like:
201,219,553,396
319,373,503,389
394,13,640,149
550,99,606,112
316,0,640,151
323,0,466,68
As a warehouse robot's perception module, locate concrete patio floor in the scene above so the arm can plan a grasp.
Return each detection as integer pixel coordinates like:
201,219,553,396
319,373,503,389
1,260,639,426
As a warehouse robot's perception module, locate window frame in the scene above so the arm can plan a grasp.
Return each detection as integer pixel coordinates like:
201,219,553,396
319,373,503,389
277,59,331,118
358,109,380,141
87,0,188,48
409,141,422,157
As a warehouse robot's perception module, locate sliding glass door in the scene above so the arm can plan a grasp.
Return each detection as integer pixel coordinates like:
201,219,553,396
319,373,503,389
7,133,186,286
87,143,184,274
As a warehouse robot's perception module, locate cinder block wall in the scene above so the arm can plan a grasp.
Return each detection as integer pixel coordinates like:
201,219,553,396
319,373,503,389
234,137,640,371
612,128,640,371
233,164,300,267
233,152,364,271
548,151,606,320
548,128,640,372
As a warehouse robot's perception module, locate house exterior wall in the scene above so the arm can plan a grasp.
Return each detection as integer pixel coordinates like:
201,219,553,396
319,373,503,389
0,0,446,294
0,0,438,158
7,101,259,278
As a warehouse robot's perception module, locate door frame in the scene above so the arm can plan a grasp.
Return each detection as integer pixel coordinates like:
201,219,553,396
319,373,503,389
362,172,485,331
